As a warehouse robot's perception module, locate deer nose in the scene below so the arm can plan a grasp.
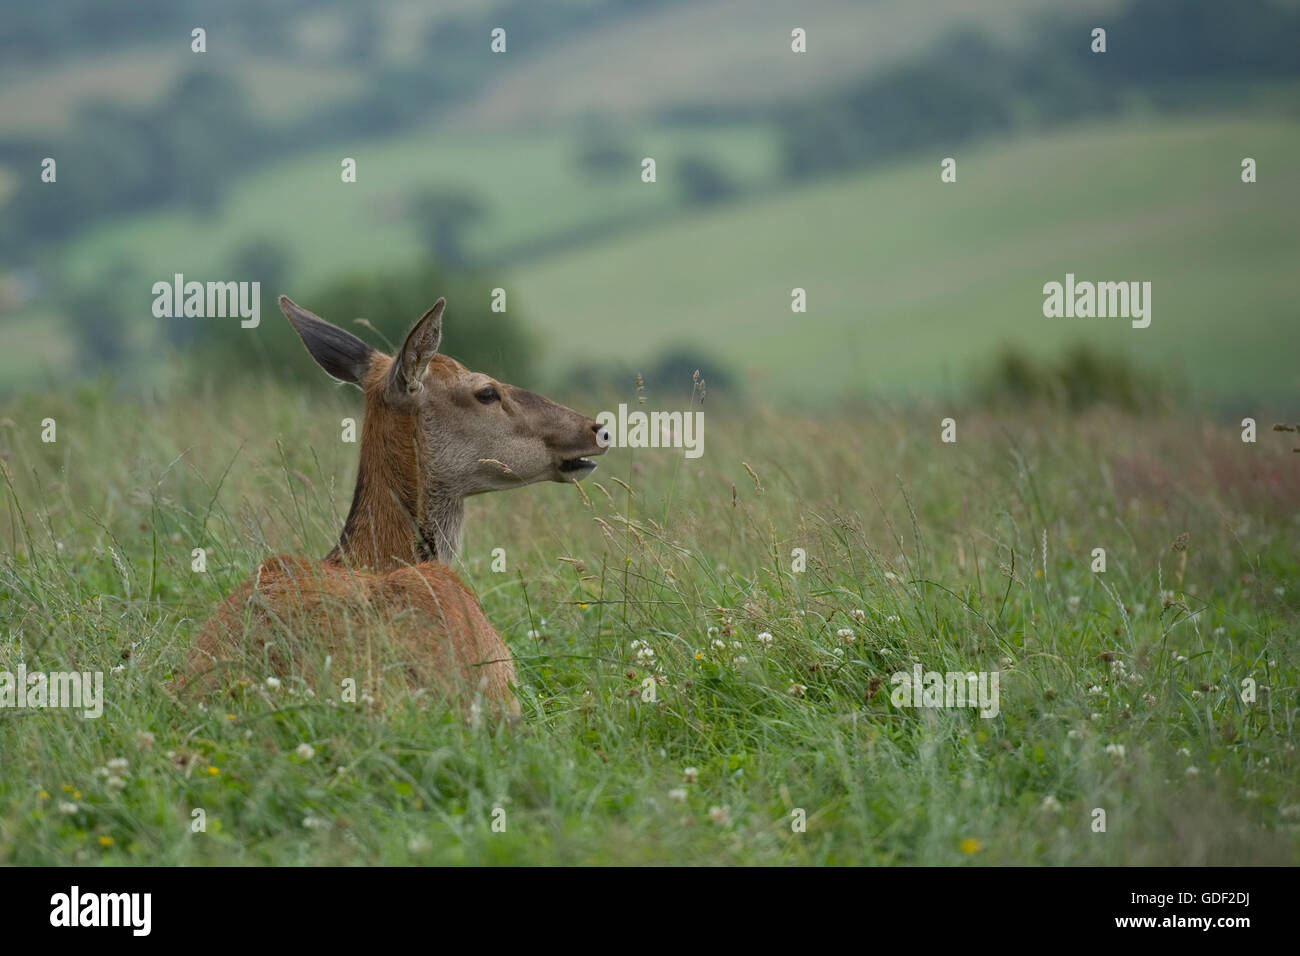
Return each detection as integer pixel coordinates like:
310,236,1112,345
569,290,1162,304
593,423,612,448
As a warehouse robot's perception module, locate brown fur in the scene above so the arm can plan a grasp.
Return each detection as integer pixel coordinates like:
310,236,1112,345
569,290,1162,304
177,296,608,717
182,554,519,715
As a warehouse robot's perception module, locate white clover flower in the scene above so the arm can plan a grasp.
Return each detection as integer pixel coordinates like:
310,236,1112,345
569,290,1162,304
851,609,866,625
1067,596,1081,613
708,806,730,826
1178,747,1191,757
636,646,655,662
295,743,315,760
756,632,774,647
1088,685,1106,697
1067,730,1082,739
711,639,726,650
707,626,719,638
835,627,855,644
1185,766,1200,777
265,676,281,690
106,757,128,773
135,731,155,751
1104,743,1126,759
106,776,126,790
1213,626,1226,636
59,802,78,815
1041,795,1062,813
886,615,901,624
732,656,748,665
302,814,327,830
526,629,540,640
788,683,806,698
668,788,688,802
683,767,699,783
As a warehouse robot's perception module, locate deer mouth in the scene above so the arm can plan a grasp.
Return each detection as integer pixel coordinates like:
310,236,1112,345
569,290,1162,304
558,456,598,477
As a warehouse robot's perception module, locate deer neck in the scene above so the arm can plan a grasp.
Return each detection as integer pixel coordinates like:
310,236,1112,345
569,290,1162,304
328,409,465,570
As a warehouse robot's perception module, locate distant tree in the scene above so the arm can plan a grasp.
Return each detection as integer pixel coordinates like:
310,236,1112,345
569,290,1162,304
648,346,734,397
411,188,488,270
175,237,293,357
314,263,533,385
564,346,736,400
61,258,139,368
230,237,293,298
979,343,1175,413
342,7,382,63
575,130,635,177
677,155,736,206
183,260,534,388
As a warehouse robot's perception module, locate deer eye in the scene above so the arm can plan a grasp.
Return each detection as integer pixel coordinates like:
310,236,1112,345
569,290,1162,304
475,386,500,405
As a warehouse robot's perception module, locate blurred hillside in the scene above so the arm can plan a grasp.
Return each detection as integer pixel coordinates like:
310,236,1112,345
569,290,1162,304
0,0,1297,408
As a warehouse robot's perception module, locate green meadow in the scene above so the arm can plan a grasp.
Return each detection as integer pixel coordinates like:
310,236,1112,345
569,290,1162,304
14,114,1296,406
54,122,781,292
2,0,1296,867
512,116,1300,403
0,379,1296,864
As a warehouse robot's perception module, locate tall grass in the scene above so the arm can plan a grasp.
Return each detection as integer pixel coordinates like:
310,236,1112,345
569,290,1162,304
0,380,1296,864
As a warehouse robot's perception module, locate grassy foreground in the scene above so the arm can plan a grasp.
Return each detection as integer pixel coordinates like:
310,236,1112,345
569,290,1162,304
0,379,1297,864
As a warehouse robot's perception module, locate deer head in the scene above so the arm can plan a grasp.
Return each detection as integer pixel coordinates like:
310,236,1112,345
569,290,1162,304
280,295,610,569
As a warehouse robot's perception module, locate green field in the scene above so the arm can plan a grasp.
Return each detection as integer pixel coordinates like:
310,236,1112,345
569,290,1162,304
441,0,1122,129
2,0,1296,873
11,114,1295,407
511,116,1300,404
0,0,506,136
0,378,1296,864
49,121,779,294
0,0,1104,137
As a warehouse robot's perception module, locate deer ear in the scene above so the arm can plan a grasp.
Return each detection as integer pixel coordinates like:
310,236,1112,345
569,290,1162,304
386,298,445,403
280,296,373,385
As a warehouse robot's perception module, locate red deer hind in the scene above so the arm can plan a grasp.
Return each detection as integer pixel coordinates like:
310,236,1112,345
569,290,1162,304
180,296,609,716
